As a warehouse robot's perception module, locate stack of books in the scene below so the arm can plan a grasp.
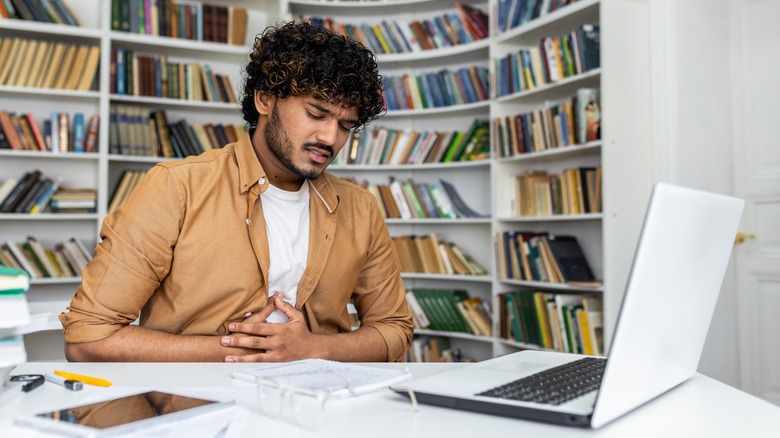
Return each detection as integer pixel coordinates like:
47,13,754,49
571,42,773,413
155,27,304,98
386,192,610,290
50,188,97,213
111,2,249,46
338,119,489,165
0,111,99,153
110,49,238,103
393,234,487,276
406,288,492,337
499,291,604,355
367,178,488,220
0,266,31,384
0,0,81,25
0,38,100,92
108,106,240,157
496,232,597,283
0,170,97,215
0,235,93,279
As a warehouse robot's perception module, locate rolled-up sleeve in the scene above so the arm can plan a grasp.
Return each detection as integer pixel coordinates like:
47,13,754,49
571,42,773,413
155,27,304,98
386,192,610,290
351,199,414,362
60,166,183,343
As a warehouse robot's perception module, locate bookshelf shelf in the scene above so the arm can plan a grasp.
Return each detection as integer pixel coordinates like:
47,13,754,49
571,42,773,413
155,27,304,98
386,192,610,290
288,0,449,9
377,39,490,62
332,160,490,171
0,20,102,38
498,279,604,293
495,68,601,104
385,218,491,225
0,151,99,160
497,213,603,222
109,32,250,56
413,329,493,343
402,273,493,283
0,86,101,100
29,277,81,286
108,95,241,111
496,141,601,163
386,100,490,117
0,214,99,221
108,155,178,164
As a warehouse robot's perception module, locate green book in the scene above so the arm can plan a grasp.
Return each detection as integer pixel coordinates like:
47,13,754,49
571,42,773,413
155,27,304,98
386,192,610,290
0,264,30,295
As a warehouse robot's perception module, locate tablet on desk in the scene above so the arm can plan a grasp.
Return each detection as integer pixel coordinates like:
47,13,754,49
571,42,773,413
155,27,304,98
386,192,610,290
14,390,235,437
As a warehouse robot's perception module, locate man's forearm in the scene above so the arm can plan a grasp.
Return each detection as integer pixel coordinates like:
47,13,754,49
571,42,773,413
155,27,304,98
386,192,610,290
313,326,388,362
65,325,253,362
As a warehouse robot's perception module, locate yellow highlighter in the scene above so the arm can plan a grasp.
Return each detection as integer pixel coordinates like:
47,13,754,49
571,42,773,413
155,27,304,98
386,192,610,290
54,370,112,387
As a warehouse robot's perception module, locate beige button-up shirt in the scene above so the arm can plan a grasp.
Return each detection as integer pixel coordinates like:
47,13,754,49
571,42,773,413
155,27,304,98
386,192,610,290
60,132,413,362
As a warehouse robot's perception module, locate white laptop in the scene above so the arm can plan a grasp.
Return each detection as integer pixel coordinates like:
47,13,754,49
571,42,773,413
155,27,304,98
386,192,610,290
391,182,744,428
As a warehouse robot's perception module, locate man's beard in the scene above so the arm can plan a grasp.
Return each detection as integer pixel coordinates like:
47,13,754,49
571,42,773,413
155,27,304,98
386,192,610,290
263,105,333,180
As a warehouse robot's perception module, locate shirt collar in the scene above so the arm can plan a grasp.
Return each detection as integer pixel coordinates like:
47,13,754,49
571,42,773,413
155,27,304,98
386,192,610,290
235,130,265,194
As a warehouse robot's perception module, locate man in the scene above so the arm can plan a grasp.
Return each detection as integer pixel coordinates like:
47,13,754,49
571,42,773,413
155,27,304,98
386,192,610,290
60,21,413,362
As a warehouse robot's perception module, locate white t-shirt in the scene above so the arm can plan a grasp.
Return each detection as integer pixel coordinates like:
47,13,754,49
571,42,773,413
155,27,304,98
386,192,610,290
262,181,310,323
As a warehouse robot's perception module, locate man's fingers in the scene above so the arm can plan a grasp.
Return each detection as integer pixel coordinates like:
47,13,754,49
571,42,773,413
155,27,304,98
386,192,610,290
273,293,303,320
225,352,272,363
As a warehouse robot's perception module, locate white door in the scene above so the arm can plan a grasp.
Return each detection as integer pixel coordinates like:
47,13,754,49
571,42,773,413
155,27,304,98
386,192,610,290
730,0,780,405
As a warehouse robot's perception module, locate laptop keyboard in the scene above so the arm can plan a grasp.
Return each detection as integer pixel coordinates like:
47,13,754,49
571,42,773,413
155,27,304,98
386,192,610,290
476,357,607,405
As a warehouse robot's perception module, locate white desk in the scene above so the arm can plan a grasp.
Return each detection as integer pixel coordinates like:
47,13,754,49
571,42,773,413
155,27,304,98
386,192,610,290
2,362,778,437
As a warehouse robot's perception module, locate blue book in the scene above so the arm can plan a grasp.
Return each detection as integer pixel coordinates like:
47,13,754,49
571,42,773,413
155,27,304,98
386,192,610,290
497,0,512,32
72,113,85,152
381,78,398,110
115,48,126,95
457,69,477,103
425,73,445,107
195,3,203,41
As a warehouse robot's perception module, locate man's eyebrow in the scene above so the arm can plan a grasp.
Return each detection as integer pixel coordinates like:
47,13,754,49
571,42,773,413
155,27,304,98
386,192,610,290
308,102,359,126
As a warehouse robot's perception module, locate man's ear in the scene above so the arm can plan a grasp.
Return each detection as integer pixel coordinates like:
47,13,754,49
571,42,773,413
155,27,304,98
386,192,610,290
254,91,274,116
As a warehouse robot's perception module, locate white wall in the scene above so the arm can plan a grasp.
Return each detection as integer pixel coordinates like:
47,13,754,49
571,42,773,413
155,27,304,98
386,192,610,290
650,0,739,386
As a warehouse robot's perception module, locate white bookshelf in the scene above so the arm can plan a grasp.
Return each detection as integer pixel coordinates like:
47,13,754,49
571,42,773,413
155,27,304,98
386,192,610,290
0,0,279,360
286,0,495,361
1,0,654,363
490,0,654,357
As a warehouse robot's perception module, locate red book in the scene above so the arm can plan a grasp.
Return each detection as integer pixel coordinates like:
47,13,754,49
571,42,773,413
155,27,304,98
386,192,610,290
24,113,47,151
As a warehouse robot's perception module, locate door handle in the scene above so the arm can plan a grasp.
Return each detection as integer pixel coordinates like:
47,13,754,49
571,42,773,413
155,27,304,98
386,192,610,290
735,232,755,245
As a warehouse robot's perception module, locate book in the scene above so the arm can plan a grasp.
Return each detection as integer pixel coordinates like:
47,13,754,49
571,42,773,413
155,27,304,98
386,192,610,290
2,241,37,279
232,359,412,399
406,291,431,329
438,179,487,218
24,236,57,278
0,169,42,213
576,88,601,143
228,6,247,45
76,45,101,91
0,111,24,150
545,235,596,282
0,178,18,206
0,265,29,295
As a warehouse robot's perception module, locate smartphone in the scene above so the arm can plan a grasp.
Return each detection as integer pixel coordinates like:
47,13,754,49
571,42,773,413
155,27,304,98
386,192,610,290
14,390,234,437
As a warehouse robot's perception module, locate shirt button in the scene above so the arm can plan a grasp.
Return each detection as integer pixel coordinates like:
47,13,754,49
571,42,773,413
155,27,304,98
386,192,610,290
246,218,251,225
258,177,265,185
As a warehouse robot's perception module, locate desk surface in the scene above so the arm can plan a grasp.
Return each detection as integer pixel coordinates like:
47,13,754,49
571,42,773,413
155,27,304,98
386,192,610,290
2,362,778,437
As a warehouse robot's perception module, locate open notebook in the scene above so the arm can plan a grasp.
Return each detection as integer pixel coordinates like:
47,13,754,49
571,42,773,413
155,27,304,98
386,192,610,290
392,182,744,428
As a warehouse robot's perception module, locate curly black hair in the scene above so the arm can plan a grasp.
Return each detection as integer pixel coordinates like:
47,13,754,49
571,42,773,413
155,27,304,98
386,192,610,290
240,21,386,131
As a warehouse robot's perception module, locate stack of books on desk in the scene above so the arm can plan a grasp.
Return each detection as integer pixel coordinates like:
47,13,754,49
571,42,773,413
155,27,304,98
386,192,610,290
0,266,31,385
